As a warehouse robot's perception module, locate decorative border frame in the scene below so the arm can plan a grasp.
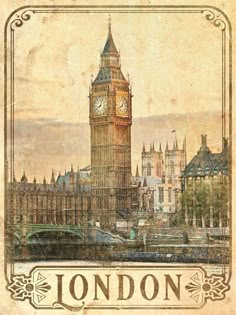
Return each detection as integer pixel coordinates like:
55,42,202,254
4,5,232,311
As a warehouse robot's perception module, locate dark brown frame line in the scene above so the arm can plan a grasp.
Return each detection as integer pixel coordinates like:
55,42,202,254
4,5,232,310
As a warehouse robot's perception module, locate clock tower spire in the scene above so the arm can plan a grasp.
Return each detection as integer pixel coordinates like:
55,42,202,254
89,19,132,227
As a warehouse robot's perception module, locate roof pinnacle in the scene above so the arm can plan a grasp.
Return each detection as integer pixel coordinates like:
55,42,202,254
135,164,140,178
143,177,148,187
93,19,128,84
101,16,118,56
51,169,55,184
166,141,169,151
142,143,145,153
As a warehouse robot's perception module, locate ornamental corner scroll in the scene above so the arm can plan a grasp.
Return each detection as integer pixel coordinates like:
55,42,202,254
201,9,226,30
10,10,35,31
7,6,229,32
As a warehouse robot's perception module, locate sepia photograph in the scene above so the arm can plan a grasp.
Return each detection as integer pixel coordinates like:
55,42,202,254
3,4,233,312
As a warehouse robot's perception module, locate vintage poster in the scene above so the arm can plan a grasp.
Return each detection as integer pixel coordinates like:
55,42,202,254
0,1,236,314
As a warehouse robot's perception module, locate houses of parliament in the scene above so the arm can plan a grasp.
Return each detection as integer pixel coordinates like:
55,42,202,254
7,20,229,231
7,20,132,229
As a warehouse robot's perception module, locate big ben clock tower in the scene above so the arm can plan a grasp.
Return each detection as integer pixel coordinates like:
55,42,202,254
89,19,132,226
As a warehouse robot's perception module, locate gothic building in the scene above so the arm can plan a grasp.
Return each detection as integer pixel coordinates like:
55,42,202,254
165,138,186,188
89,20,132,225
132,138,186,223
142,143,163,177
181,135,229,228
8,21,132,231
7,167,91,227
141,138,186,187
8,19,229,235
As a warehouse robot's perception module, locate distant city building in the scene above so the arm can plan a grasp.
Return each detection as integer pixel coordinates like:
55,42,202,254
165,138,186,188
132,138,187,225
182,135,228,179
142,143,164,178
7,18,229,237
7,166,91,228
181,134,229,228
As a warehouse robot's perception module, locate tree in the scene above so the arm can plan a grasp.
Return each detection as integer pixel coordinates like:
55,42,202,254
211,176,229,227
178,176,229,228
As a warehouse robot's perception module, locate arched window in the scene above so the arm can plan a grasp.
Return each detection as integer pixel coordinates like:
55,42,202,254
156,161,161,177
147,163,151,176
180,161,184,172
170,161,174,176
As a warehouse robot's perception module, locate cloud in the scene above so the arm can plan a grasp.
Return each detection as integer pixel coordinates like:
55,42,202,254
10,111,223,180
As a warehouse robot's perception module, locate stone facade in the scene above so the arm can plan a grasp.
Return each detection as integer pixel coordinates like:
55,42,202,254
165,139,186,190
7,167,91,227
142,143,164,177
7,22,133,232
134,138,186,214
89,22,132,226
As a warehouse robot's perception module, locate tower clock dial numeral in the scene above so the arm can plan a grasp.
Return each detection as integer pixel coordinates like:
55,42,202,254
93,97,107,115
117,97,128,115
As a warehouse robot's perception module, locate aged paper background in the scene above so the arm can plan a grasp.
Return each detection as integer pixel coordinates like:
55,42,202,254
0,0,235,314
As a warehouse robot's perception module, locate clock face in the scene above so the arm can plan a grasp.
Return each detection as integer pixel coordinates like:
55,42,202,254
93,97,107,115
117,97,128,115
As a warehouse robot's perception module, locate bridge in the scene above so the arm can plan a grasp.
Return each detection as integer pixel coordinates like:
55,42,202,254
7,223,126,245
6,224,229,263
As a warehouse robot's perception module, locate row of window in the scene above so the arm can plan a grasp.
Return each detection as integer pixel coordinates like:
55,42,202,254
143,161,184,176
158,187,172,203
12,210,87,225
11,195,90,211
92,147,131,167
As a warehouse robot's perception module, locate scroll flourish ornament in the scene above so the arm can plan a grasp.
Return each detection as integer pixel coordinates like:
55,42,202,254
10,10,35,31
202,10,226,30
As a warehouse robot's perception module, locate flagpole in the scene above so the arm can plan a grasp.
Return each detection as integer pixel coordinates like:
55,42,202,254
172,130,177,142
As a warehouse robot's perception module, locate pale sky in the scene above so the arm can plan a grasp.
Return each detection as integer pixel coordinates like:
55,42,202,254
13,11,223,123
8,10,227,179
